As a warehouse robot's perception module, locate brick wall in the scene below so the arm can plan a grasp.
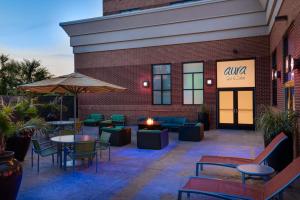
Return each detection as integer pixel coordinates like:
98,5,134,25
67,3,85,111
270,0,300,157
75,36,270,127
103,0,182,15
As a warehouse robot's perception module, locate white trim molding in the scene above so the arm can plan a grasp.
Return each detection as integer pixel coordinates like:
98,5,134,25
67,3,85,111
60,0,282,53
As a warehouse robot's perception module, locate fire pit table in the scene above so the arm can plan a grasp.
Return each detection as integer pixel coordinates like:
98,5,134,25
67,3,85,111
138,120,162,130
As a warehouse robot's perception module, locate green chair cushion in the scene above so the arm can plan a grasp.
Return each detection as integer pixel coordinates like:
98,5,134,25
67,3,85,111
101,126,123,133
138,130,162,134
111,114,125,122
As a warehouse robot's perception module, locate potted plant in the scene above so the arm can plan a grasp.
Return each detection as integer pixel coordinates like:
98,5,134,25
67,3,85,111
198,104,210,131
0,105,23,200
257,106,297,172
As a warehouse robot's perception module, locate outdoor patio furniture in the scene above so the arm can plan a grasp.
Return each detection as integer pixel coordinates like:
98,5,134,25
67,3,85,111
97,131,111,161
64,141,98,172
237,164,275,184
83,113,105,126
138,120,162,130
59,129,77,135
178,123,204,141
153,116,186,131
51,135,96,168
31,139,58,173
137,129,169,150
101,114,126,126
195,132,288,175
178,156,300,200
100,126,131,146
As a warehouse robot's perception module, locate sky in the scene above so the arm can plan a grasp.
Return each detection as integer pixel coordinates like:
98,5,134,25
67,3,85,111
0,0,103,75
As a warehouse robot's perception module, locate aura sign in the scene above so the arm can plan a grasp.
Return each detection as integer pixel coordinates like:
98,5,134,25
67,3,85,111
217,59,255,88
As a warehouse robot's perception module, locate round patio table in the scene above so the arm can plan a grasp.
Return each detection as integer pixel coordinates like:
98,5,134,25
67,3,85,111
237,164,274,184
51,135,96,168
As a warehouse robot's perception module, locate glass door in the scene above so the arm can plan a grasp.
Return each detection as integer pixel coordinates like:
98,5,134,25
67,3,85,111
237,90,254,128
218,91,234,128
218,89,254,129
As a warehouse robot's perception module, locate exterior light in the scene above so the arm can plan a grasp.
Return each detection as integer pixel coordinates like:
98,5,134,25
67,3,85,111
143,81,149,88
206,79,213,86
273,70,281,79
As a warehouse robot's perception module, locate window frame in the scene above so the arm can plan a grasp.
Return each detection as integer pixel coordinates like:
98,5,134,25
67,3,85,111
152,64,172,105
182,61,204,105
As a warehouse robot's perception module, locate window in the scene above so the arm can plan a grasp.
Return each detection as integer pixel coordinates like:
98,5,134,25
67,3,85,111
272,50,277,106
183,62,204,104
152,64,171,105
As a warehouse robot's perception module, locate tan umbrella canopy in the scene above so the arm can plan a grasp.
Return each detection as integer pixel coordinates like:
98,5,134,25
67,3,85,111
18,72,127,121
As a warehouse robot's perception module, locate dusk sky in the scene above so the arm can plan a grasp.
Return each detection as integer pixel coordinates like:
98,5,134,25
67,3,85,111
0,0,103,76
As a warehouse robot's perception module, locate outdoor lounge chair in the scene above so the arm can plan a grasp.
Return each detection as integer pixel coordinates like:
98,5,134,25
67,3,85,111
196,132,287,175
178,156,300,200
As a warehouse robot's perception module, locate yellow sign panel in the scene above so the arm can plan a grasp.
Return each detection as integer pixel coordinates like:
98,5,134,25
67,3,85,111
217,59,255,88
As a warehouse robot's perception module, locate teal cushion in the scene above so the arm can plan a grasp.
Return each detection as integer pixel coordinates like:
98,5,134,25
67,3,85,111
139,130,162,134
101,126,123,133
111,114,125,122
84,119,98,123
161,123,180,128
89,114,104,120
195,122,203,127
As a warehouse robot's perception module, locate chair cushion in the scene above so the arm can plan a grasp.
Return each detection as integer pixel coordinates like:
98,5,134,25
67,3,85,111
138,130,162,134
101,126,123,133
111,114,125,122
89,113,104,120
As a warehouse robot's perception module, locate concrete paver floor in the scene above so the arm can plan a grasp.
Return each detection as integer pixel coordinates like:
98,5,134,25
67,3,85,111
18,127,300,200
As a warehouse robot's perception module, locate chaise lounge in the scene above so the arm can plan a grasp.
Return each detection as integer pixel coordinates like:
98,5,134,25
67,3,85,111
178,156,300,200
195,132,287,175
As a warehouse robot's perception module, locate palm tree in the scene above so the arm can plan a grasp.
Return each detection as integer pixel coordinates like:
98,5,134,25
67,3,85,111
21,59,52,84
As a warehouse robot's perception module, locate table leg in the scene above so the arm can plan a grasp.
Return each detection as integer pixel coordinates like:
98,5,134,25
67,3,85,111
242,173,246,184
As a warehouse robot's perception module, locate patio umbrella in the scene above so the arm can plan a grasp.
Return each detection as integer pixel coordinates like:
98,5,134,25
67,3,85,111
18,72,127,122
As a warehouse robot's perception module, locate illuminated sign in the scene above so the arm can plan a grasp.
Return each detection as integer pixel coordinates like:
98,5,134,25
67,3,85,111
217,59,255,88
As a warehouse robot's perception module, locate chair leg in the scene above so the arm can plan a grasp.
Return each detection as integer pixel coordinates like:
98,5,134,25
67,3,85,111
52,154,54,165
100,150,102,159
73,159,75,172
187,192,190,200
37,155,40,173
177,191,182,200
31,149,34,168
96,152,98,173
108,146,111,161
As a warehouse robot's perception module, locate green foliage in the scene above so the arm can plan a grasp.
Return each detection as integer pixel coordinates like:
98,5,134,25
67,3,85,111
0,54,53,95
24,117,49,130
14,99,38,121
257,106,297,143
199,104,209,114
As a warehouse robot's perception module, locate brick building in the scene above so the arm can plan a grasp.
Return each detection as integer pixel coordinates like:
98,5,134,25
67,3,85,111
60,0,300,152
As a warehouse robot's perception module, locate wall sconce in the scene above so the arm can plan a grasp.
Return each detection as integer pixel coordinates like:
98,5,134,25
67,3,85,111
206,79,213,86
143,81,150,88
273,70,281,79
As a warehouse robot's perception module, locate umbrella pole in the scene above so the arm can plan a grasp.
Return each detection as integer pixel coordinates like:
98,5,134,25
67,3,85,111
74,93,77,129
60,95,63,121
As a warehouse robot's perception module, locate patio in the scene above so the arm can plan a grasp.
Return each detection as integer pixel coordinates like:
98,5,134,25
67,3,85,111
17,127,300,200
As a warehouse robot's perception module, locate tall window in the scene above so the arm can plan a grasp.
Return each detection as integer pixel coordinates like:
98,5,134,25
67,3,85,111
183,62,204,104
152,64,171,105
272,50,277,106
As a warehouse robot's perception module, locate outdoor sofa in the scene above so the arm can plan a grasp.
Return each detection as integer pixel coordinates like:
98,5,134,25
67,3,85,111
100,126,131,146
152,116,187,131
101,114,126,126
83,113,105,126
178,123,204,141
